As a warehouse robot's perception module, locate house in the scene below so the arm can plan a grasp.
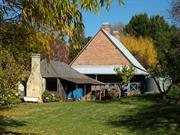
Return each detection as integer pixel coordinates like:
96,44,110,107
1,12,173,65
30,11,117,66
25,54,103,102
70,23,148,91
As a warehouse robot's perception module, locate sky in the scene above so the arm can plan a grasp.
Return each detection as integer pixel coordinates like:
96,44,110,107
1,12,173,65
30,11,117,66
82,0,171,36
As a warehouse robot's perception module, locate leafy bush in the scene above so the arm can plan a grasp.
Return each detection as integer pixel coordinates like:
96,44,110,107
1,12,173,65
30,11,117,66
0,90,21,106
107,89,120,99
53,94,63,102
127,90,141,96
42,90,56,102
168,85,180,98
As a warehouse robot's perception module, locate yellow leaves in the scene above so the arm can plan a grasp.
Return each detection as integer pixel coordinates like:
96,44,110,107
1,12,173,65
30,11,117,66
119,0,125,5
18,0,125,41
73,44,81,50
114,65,135,85
34,32,54,53
120,35,158,70
23,26,53,54
3,1,125,43
0,46,25,91
22,9,27,18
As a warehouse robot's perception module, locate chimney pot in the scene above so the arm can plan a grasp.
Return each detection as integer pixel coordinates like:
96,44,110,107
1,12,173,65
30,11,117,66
101,23,112,34
112,31,120,40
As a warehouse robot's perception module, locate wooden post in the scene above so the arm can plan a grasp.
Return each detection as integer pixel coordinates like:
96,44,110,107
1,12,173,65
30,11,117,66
57,78,63,99
76,84,78,99
57,78,60,92
42,78,46,91
84,84,86,101
90,85,92,100
95,75,98,80
99,85,102,101
118,84,121,99
95,85,96,99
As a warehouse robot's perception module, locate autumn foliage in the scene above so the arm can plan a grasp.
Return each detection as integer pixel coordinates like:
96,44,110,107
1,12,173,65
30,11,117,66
120,35,158,69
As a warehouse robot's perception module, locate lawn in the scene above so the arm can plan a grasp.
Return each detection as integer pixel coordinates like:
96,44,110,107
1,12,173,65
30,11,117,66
0,94,180,135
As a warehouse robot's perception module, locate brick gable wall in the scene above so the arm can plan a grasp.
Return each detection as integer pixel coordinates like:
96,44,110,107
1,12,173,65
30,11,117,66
72,30,130,66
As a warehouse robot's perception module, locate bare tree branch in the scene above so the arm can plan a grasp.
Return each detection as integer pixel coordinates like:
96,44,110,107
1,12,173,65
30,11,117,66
170,0,180,26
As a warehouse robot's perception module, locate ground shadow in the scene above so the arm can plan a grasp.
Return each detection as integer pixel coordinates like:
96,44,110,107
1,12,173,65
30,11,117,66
93,94,164,104
108,96,180,135
0,107,38,135
0,115,28,135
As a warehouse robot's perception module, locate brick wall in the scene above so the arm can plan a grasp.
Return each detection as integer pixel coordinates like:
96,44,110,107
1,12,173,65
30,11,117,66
72,30,130,65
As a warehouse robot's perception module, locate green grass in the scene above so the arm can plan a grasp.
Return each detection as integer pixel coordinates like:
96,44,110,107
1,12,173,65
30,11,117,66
0,94,180,135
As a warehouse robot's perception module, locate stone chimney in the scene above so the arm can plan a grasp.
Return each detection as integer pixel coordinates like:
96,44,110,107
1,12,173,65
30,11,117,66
26,54,43,102
31,54,41,73
112,31,120,40
101,23,112,34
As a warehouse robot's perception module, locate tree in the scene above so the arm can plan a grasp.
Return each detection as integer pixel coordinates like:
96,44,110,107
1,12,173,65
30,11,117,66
112,22,125,35
0,0,124,40
168,30,180,84
114,65,135,96
125,13,180,100
69,23,86,62
0,0,125,64
114,65,135,86
170,0,180,25
125,14,171,39
69,23,92,62
44,35,69,64
0,21,45,69
0,13,46,97
0,0,124,63
120,35,158,70
125,14,179,83
125,13,151,37
0,45,24,92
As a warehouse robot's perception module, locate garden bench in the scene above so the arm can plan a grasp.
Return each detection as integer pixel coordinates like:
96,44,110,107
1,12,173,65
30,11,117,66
23,97,41,103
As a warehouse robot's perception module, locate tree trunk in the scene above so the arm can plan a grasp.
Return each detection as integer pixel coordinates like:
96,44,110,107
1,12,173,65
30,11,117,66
152,76,168,100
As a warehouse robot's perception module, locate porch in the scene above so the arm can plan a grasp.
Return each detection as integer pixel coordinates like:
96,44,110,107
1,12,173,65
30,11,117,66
44,78,104,101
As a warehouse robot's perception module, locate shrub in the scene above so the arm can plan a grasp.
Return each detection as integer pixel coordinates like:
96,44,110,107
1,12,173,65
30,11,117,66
53,94,63,102
0,90,21,106
42,90,56,102
108,89,120,99
168,84,180,98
